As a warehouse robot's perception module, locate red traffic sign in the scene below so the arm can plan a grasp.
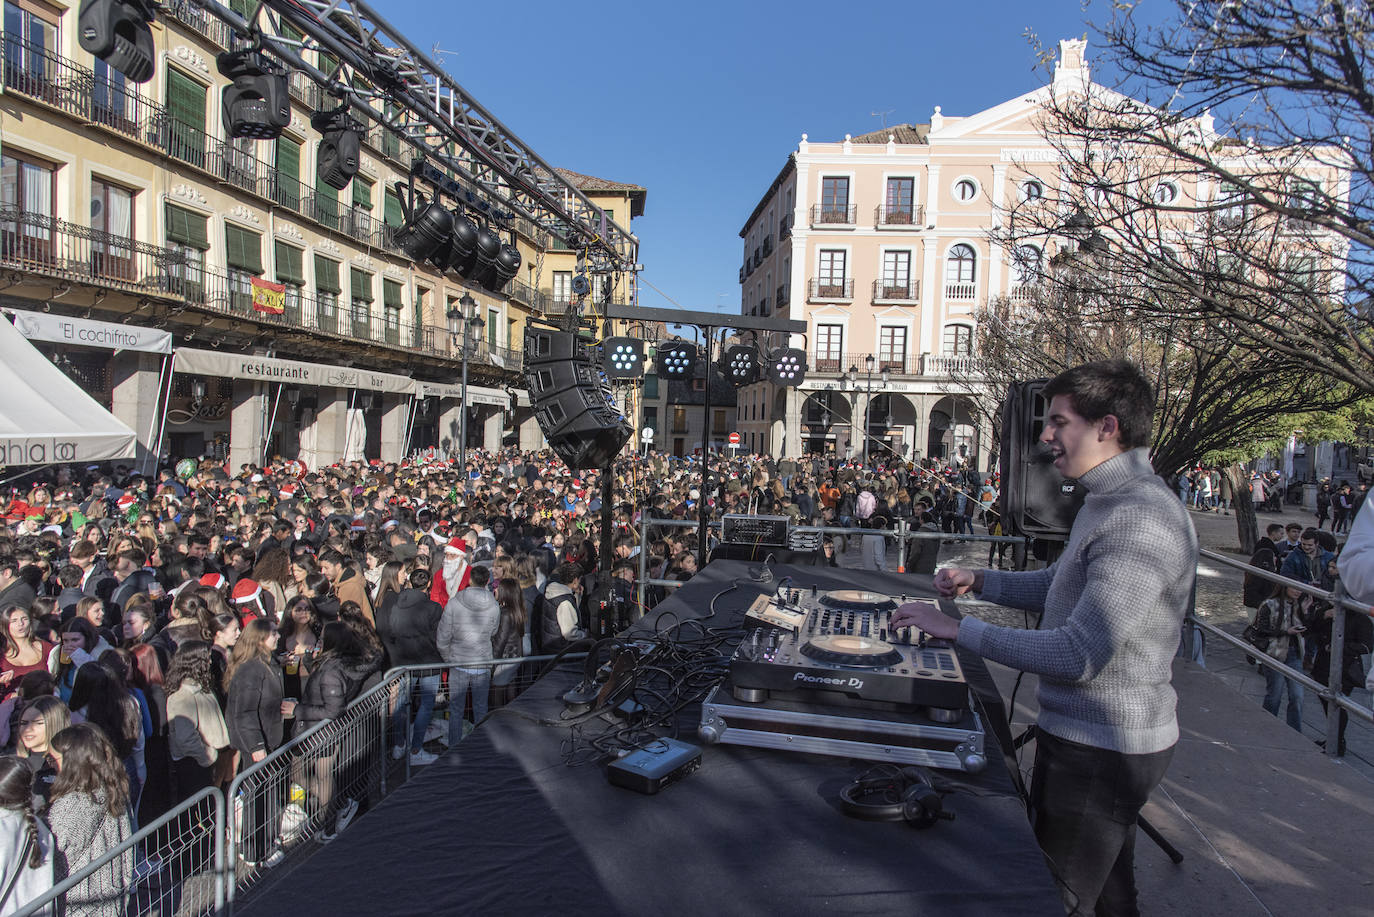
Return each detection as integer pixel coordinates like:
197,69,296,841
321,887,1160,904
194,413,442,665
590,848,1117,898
728,432,741,445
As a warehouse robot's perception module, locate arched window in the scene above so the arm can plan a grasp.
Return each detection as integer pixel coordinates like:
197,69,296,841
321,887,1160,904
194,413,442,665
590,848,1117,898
943,324,973,355
945,244,977,284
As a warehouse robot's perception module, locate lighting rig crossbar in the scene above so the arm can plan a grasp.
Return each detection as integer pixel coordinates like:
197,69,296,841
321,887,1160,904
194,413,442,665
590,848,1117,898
196,0,634,270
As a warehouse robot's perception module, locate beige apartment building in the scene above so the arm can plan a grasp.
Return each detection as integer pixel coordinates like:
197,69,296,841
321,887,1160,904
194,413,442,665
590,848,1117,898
735,39,1342,466
0,0,642,469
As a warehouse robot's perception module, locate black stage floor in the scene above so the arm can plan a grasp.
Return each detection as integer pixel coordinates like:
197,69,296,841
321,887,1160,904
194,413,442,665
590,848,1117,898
241,562,1063,917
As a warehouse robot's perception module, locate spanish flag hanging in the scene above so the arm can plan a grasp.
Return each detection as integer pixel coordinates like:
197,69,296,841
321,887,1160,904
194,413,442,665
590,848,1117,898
251,276,286,314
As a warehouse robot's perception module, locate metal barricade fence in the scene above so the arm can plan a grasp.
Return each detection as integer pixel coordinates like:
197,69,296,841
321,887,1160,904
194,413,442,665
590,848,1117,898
1187,548,1374,759
15,787,225,917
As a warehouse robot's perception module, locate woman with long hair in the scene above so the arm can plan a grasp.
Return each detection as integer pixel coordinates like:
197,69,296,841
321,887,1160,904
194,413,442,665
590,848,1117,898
287,555,318,603
373,560,407,621
0,606,54,702
127,645,171,826
490,578,528,707
164,643,229,803
46,724,132,917
15,696,69,811
225,619,285,864
278,598,320,725
0,755,52,914
206,613,240,709
251,547,293,619
67,661,143,816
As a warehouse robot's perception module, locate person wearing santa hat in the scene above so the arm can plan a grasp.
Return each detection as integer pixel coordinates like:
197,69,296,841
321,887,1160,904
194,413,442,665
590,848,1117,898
230,578,272,625
429,537,470,609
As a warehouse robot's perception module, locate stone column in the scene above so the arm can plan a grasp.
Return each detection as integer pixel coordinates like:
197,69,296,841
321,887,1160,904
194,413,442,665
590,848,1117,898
437,400,463,459
109,351,165,471
378,394,409,464
228,379,267,470
517,410,544,451
482,407,504,452
302,387,349,468
782,388,804,458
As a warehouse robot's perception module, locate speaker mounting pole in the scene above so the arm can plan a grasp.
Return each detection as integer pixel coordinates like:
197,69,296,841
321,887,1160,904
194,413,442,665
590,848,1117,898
698,325,715,571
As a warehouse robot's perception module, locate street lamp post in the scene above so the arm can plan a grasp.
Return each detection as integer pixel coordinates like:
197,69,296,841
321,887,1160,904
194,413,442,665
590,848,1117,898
847,355,891,466
447,292,484,471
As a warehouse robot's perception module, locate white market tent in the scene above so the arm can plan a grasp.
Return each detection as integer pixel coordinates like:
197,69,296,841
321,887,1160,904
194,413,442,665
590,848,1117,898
0,316,136,464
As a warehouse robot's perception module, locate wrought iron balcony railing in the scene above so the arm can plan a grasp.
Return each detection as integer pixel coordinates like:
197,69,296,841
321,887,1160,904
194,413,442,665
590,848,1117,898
875,204,925,227
808,278,854,301
810,204,857,226
872,279,919,302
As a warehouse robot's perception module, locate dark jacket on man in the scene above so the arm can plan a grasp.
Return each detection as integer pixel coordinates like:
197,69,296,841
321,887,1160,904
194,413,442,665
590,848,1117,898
379,588,444,668
226,656,285,757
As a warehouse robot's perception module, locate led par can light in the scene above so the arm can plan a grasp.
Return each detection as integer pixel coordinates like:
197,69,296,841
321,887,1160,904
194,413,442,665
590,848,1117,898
654,340,698,379
766,347,808,386
602,337,645,379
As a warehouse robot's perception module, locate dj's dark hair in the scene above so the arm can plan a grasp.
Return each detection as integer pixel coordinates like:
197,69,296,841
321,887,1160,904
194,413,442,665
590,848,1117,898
1042,359,1155,450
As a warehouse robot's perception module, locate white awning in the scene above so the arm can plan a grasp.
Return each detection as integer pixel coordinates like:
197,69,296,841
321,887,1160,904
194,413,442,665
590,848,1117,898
174,348,414,394
0,317,137,464
5,309,173,354
413,380,510,408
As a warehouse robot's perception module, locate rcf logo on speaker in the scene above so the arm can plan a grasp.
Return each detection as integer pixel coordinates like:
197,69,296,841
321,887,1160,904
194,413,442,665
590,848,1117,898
793,672,865,689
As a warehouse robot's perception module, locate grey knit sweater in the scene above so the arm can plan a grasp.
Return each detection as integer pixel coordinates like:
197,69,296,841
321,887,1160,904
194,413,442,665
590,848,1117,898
959,448,1197,754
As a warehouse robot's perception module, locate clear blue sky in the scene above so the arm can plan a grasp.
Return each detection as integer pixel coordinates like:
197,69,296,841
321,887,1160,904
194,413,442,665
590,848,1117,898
384,0,1116,315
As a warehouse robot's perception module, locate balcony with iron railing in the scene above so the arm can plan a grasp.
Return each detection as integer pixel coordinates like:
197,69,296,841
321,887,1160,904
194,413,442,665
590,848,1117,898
875,204,925,228
776,284,789,308
779,213,793,239
808,278,854,302
163,0,237,49
0,210,186,299
806,350,983,378
872,279,920,303
810,204,857,227
762,236,773,257
505,277,545,311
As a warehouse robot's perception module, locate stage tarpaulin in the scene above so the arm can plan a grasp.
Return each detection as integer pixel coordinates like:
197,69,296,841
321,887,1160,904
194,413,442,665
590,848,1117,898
241,562,1062,917
0,315,137,464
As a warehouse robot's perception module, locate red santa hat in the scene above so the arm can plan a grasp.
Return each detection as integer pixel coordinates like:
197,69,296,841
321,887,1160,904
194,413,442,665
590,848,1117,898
117,494,138,509
231,577,265,621
444,536,467,554
279,482,298,499
199,572,227,590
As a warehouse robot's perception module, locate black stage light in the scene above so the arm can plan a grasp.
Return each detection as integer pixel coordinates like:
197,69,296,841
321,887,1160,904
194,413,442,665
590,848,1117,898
766,347,808,386
439,210,479,276
654,339,697,379
486,240,521,293
78,0,155,83
217,49,290,140
467,224,502,287
391,186,454,262
312,104,363,190
722,344,762,387
602,337,645,379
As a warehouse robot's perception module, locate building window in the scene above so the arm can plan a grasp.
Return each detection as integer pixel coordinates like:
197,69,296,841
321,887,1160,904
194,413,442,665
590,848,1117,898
643,373,659,400
3,1,58,89
816,323,843,372
224,224,263,312
382,278,403,343
314,254,341,331
818,249,847,297
384,188,404,229
881,250,911,298
1216,184,1246,228
487,309,499,349
552,271,572,307
90,179,134,281
821,176,850,222
272,136,301,210
1152,181,1178,205
644,406,657,434
274,241,304,318
349,267,373,335
953,178,978,203
1020,180,1044,202
885,177,915,223
945,244,977,297
165,202,208,300
672,406,688,433
164,68,207,168
1,152,53,263
92,59,130,126
943,324,973,356
878,327,907,372
1012,245,1041,287
314,174,340,231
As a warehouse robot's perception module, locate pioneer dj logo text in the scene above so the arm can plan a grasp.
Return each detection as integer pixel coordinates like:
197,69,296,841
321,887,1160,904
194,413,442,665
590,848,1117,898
793,672,864,689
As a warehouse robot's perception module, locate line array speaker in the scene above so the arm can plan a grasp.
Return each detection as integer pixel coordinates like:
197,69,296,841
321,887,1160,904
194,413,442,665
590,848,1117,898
999,379,1084,540
523,326,632,469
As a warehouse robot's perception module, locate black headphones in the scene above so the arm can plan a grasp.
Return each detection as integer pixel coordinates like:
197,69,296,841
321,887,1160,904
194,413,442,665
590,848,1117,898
839,766,954,829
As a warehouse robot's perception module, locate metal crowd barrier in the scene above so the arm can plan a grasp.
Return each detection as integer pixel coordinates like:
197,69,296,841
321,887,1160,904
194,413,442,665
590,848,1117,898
1185,548,1374,759
15,787,225,917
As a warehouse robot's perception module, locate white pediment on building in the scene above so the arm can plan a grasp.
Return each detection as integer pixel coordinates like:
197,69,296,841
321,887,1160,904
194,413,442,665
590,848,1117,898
276,223,304,241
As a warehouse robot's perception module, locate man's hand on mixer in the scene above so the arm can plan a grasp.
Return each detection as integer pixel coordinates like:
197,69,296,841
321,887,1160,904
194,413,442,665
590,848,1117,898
932,567,983,598
890,600,959,641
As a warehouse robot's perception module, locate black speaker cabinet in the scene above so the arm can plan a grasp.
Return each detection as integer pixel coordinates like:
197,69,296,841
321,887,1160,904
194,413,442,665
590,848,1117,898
523,326,632,469
999,379,1085,541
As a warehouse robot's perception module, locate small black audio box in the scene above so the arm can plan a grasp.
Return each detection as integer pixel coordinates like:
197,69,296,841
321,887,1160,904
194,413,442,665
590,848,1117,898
605,738,703,795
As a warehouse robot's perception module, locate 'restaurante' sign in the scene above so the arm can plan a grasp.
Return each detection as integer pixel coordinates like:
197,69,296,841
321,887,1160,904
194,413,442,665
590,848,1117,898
173,348,414,394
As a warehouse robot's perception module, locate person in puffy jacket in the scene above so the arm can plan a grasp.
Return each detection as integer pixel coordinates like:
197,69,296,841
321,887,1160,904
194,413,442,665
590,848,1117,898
437,566,499,745
381,569,444,765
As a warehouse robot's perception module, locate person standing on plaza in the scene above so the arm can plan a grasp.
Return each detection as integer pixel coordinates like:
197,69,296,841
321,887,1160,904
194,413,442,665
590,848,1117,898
437,565,499,745
892,359,1196,917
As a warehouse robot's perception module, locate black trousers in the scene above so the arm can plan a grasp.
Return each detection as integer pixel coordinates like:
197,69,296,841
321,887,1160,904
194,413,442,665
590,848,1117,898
1029,731,1174,917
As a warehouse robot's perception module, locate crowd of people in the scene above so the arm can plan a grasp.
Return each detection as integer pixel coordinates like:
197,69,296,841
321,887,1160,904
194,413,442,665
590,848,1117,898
0,446,999,912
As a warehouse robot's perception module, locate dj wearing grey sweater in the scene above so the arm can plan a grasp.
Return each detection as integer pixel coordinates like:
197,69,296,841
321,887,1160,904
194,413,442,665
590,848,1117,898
894,359,1197,917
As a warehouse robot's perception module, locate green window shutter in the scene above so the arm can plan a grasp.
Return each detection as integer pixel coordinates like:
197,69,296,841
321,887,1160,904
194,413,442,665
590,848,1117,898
165,68,205,132
382,279,402,309
279,22,303,44
275,241,304,285
225,224,263,274
228,0,251,16
352,176,373,211
384,189,404,228
165,203,209,250
275,137,300,182
350,267,373,302
314,255,341,294
315,176,338,223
